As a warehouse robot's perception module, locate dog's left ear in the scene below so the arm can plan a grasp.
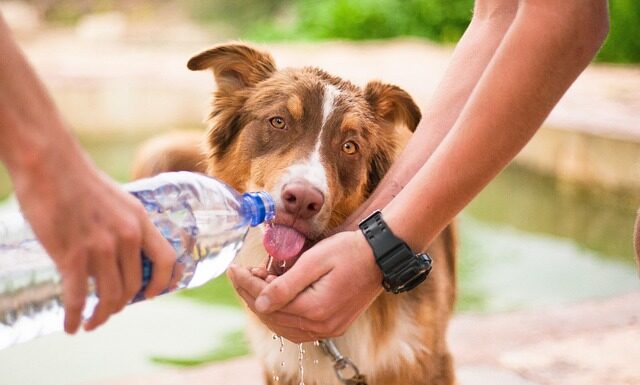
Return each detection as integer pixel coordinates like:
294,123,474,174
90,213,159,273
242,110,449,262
187,43,276,95
364,81,421,132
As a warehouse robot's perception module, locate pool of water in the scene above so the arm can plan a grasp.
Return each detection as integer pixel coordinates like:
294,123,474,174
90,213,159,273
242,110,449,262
458,164,639,313
0,132,638,385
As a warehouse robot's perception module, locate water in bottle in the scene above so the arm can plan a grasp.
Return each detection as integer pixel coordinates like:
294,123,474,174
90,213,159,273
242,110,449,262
0,171,274,350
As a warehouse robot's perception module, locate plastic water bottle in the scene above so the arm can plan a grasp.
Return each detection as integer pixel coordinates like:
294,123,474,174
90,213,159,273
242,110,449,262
0,172,274,350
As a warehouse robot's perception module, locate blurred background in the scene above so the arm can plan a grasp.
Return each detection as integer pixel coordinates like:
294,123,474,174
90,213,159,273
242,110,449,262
0,1,638,385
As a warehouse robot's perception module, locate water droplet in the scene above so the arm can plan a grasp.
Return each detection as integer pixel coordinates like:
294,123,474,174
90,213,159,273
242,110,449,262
281,260,287,268
313,340,320,347
272,334,277,340
273,375,279,382
279,336,285,352
313,359,319,365
298,343,305,385
280,361,285,367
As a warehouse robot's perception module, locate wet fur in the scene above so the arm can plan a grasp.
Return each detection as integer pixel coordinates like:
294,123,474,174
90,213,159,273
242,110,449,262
133,43,457,385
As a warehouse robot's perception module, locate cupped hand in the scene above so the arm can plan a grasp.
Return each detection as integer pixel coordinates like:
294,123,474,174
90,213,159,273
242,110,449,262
12,149,176,334
228,230,383,343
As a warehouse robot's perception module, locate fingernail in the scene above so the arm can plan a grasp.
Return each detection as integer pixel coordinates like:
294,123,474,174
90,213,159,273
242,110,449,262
255,295,271,313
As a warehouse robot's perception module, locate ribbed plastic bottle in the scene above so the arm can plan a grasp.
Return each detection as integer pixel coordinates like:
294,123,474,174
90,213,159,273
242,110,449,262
0,171,274,350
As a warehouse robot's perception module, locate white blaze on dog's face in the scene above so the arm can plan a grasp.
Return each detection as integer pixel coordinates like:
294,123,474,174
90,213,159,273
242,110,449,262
188,44,421,273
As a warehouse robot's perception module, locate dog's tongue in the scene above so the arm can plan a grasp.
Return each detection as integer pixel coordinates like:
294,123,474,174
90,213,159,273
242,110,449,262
263,225,306,273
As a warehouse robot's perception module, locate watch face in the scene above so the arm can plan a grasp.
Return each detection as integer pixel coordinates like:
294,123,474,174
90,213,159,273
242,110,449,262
391,253,432,293
359,210,432,293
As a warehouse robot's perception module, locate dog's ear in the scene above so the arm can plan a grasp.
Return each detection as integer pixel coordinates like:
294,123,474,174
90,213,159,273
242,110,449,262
364,81,421,132
187,43,276,94
187,43,276,169
363,81,421,195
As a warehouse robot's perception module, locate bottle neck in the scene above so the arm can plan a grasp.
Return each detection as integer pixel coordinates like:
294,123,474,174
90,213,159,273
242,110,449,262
242,192,275,226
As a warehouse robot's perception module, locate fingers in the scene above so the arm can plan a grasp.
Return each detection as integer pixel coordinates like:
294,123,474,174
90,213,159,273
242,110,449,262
229,264,338,341
234,286,318,343
117,221,142,309
140,219,176,298
228,265,268,298
85,239,123,331
61,258,89,334
254,250,330,313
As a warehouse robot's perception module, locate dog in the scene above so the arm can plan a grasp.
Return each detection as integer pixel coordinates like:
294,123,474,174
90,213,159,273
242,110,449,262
132,43,457,385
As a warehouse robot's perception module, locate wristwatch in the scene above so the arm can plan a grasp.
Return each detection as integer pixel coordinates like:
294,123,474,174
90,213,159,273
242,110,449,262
359,210,432,294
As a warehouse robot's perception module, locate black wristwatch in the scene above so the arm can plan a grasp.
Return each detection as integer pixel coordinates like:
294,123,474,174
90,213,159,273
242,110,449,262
359,210,432,294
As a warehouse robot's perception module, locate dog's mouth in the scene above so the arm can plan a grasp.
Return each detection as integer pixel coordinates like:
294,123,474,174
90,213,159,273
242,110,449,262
263,223,311,275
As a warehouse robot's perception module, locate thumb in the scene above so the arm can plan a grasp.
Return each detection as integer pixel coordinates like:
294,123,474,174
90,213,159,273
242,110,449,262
255,248,329,313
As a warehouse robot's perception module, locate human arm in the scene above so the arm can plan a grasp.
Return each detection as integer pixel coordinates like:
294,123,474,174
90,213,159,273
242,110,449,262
229,0,610,343
0,14,176,333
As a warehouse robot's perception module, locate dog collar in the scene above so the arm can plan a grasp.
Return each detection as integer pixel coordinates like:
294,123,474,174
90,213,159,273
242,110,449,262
358,210,432,294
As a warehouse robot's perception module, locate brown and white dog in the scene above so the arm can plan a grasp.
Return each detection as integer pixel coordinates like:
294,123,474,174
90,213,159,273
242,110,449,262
133,43,457,385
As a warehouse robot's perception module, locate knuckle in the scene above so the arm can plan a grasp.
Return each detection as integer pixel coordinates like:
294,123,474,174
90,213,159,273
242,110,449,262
154,249,177,267
119,221,142,245
271,281,290,301
130,201,147,217
93,235,117,258
155,257,176,274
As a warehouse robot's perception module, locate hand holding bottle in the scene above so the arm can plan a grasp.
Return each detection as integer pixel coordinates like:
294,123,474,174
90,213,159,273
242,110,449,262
10,145,177,334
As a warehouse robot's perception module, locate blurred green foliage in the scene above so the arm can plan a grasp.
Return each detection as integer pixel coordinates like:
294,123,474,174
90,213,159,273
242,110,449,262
25,0,640,63
244,0,640,64
151,330,249,367
596,0,640,63
250,0,473,43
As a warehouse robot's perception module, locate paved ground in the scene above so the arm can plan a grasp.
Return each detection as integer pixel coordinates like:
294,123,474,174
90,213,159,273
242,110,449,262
93,292,640,385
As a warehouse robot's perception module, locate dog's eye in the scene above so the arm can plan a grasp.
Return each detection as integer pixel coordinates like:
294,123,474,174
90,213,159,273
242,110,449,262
269,117,286,130
342,141,358,155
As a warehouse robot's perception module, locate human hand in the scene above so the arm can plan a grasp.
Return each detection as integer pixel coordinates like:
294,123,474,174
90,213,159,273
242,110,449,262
11,147,176,334
228,230,383,343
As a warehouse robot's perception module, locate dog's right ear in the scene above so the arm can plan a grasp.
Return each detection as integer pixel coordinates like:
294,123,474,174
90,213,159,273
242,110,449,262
187,43,276,94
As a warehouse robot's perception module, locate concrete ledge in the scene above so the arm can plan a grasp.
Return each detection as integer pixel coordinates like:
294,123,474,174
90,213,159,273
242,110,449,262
516,126,640,201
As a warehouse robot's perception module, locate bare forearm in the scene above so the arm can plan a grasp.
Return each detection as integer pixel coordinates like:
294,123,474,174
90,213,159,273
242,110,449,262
344,2,518,227
385,0,609,250
0,14,79,175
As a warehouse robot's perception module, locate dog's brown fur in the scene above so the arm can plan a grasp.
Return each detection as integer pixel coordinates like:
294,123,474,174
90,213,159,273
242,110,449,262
133,43,457,385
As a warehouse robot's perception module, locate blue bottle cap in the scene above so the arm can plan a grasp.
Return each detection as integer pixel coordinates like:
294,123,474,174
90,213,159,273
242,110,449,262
242,192,275,226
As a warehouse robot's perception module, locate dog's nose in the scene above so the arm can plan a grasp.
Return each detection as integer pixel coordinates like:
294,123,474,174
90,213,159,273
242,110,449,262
281,180,325,219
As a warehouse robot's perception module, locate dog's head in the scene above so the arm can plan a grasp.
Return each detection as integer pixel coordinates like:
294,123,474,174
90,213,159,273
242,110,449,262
188,43,420,273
